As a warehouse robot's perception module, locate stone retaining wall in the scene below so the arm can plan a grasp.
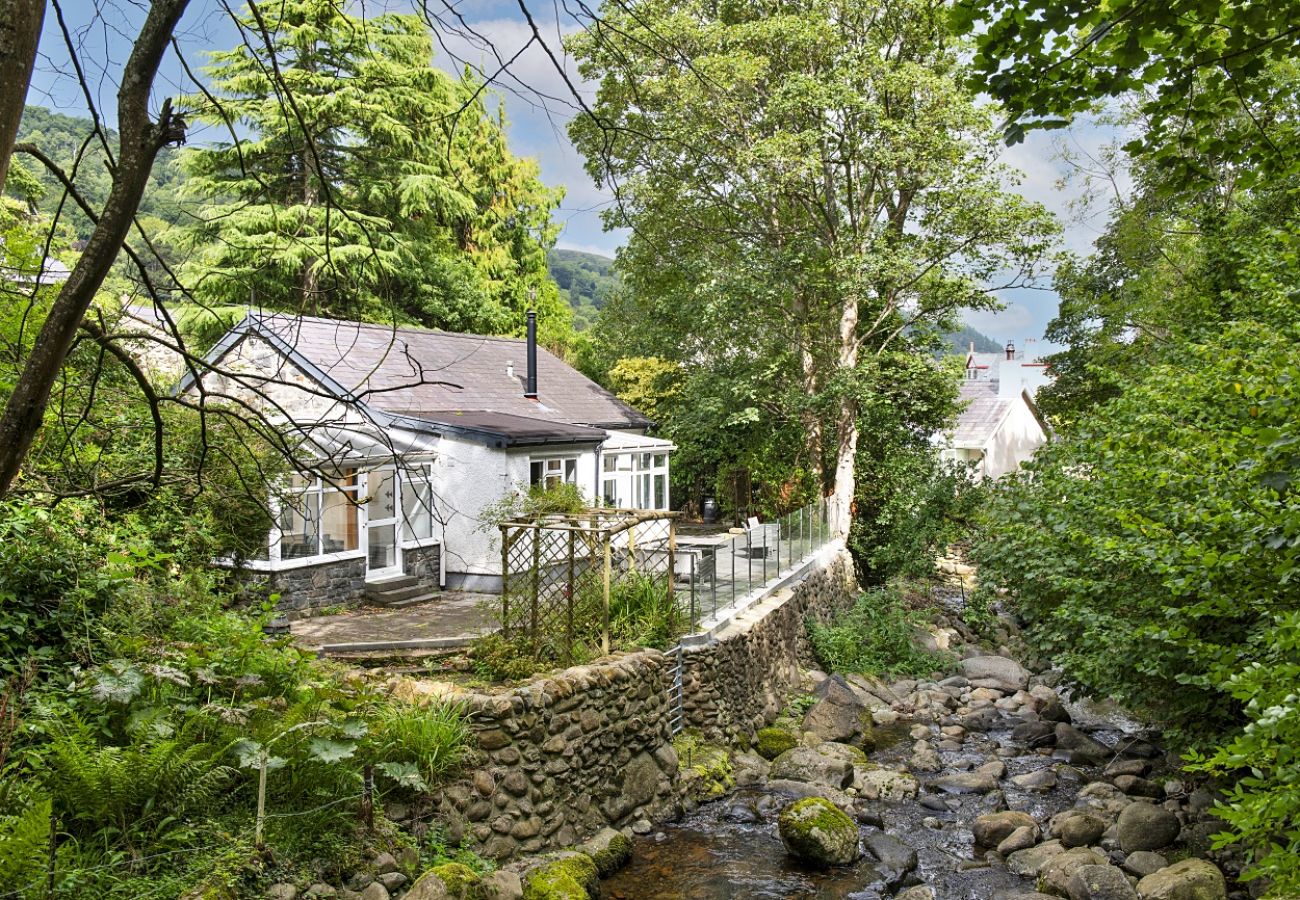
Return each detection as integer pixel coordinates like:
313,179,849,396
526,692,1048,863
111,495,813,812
433,651,680,860
678,547,859,740
426,545,860,860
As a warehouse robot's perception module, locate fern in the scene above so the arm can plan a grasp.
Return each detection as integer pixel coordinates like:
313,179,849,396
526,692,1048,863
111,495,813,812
0,793,50,897
44,720,234,849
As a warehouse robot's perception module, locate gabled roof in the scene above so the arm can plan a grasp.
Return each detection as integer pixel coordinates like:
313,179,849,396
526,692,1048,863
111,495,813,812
399,411,608,448
182,311,652,432
949,381,1015,448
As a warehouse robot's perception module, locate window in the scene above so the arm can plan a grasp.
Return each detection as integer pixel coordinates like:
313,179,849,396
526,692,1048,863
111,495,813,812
402,463,436,542
603,479,618,507
529,456,577,489
279,470,359,559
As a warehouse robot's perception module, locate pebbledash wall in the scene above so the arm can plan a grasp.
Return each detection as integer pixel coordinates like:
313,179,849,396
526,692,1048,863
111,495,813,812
422,544,859,860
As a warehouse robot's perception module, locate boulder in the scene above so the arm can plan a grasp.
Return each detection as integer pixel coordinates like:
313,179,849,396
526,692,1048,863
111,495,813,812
1055,724,1110,764
863,831,918,888
358,885,389,900
266,886,297,900
854,766,919,802
755,727,799,760
1057,813,1107,849
1038,847,1108,897
803,675,872,743
777,797,861,867
404,873,451,900
933,771,999,794
520,854,599,900
1007,841,1067,878
1066,864,1139,900
961,656,1031,692
1013,769,1059,792
576,827,633,878
1013,722,1058,748
1116,803,1181,853
1113,776,1164,799
1121,852,1168,879
998,825,1041,855
770,746,856,790
1134,859,1226,900
480,870,524,900
1036,695,1072,724
973,811,1038,848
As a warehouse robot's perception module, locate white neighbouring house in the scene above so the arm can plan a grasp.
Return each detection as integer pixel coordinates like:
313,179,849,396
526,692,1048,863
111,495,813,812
935,342,1050,480
175,309,673,610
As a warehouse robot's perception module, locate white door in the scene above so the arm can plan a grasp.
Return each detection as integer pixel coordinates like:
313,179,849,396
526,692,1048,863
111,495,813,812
365,467,403,579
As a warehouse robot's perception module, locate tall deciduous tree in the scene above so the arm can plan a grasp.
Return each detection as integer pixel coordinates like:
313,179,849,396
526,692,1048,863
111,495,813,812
175,0,570,339
569,0,1057,537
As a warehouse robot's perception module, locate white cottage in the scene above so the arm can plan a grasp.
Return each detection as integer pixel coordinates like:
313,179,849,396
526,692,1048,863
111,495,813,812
936,342,1050,480
179,310,673,609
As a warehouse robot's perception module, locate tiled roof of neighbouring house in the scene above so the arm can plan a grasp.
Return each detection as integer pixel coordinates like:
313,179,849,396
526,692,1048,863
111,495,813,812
950,381,1014,449
241,312,652,430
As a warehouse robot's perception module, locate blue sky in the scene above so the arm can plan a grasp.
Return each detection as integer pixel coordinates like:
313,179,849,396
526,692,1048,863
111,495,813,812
24,0,1123,350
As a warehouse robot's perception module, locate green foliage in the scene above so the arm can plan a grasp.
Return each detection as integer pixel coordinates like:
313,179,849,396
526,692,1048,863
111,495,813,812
0,793,51,895
480,482,588,528
174,0,569,343
958,1,1300,188
807,589,950,679
1184,612,1300,897
975,325,1300,741
944,324,1002,355
469,633,547,683
754,727,798,761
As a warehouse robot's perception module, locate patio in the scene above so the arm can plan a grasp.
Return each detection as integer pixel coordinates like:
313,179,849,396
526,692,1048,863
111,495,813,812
290,592,496,656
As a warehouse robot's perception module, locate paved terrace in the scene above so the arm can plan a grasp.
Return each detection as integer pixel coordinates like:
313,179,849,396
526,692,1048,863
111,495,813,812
291,592,496,655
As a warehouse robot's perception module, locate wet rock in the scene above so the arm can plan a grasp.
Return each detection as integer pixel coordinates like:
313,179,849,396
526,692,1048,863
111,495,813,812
1013,769,1059,792
961,656,1031,692
803,675,872,744
1055,724,1110,764
769,745,856,790
1105,759,1150,779
973,810,1038,848
1113,776,1164,799
933,771,999,794
1013,722,1058,748
1135,859,1226,900
519,854,599,900
1007,841,1067,878
1038,847,1109,897
1058,814,1107,849
1116,738,1162,759
777,797,861,867
733,749,771,786
1122,851,1168,879
863,831,917,887
1036,695,1072,724
855,766,919,802
998,825,1042,855
909,742,943,773
1067,864,1139,900
577,827,633,877
1117,802,1181,853
961,707,1004,732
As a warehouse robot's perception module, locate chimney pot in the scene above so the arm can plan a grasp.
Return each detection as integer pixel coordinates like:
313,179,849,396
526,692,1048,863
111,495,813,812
1005,341,1015,360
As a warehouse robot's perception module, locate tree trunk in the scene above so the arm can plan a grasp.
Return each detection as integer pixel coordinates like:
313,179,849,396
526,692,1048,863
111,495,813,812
0,0,190,499
828,295,860,539
0,0,44,190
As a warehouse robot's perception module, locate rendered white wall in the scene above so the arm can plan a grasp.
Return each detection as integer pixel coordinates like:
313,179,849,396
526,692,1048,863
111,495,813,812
980,397,1047,479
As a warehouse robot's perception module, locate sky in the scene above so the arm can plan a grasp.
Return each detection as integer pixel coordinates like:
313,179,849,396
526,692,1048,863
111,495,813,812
23,0,1127,351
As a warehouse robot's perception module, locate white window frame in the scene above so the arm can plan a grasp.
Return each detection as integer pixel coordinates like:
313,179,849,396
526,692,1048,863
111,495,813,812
401,461,440,548
529,455,578,490
263,469,365,569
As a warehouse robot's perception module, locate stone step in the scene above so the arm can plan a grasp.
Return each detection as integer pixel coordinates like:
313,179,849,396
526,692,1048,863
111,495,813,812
383,591,440,609
364,576,424,603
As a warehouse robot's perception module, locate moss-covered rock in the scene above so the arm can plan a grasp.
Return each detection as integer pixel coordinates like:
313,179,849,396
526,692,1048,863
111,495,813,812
674,733,735,800
521,854,599,900
755,727,798,760
777,797,861,867
429,862,482,898
578,827,634,877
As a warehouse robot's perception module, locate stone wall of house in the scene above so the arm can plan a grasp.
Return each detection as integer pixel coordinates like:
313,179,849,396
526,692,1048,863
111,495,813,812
413,545,860,861
429,651,680,860
403,543,442,586
258,557,368,614
678,547,859,740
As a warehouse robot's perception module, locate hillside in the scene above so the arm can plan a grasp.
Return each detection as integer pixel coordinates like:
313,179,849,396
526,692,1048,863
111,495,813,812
547,248,619,329
946,324,1001,354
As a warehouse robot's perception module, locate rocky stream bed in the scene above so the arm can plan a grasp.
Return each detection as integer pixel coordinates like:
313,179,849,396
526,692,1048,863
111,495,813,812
597,608,1243,900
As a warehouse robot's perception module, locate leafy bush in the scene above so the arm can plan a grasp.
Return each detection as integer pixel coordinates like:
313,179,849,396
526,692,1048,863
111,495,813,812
807,588,950,678
470,633,548,682
975,325,1300,894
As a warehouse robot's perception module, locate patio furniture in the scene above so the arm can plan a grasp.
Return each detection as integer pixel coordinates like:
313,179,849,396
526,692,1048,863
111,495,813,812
738,516,778,559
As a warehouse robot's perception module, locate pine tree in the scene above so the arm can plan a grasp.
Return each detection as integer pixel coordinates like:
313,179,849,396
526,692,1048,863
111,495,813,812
174,0,569,339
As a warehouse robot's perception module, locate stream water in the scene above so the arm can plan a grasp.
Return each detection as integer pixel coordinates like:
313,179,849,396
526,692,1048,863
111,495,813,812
604,708,1143,899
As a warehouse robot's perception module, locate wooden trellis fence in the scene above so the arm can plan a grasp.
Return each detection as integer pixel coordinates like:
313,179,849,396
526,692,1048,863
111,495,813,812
499,509,677,662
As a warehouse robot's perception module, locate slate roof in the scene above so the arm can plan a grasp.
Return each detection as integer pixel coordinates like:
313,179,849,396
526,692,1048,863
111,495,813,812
950,381,1014,449
212,312,652,430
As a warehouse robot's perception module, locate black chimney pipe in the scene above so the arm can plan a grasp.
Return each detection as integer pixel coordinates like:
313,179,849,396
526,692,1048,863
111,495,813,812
525,310,538,399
